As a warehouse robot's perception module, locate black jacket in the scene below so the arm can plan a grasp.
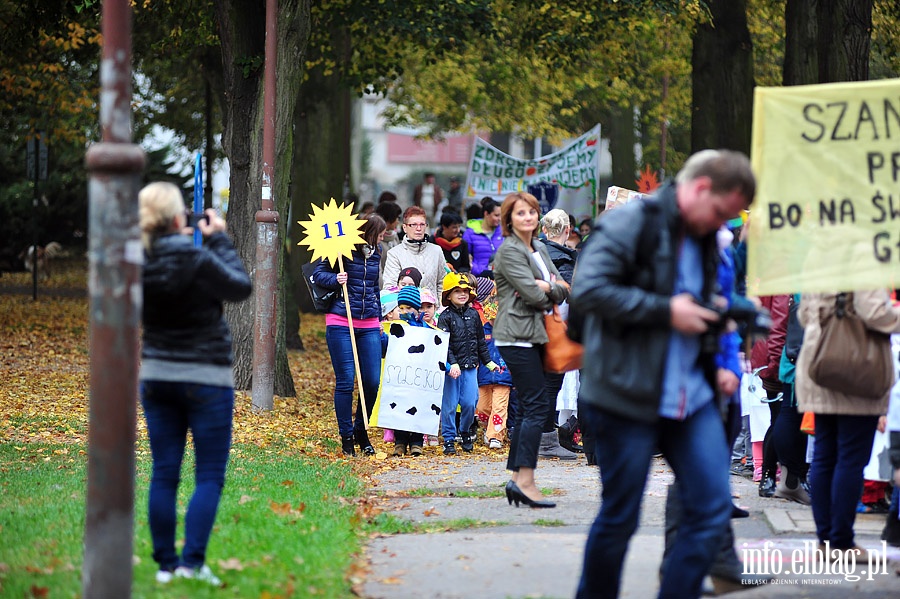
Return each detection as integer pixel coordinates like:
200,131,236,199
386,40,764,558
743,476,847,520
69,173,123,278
142,233,251,365
437,304,492,370
543,239,577,285
570,182,719,423
313,246,381,320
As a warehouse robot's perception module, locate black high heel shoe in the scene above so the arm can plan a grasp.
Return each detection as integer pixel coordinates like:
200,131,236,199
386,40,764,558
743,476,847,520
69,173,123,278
505,480,556,509
505,480,515,505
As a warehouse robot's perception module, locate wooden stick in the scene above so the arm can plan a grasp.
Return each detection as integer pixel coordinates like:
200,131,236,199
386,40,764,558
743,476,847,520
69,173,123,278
338,255,368,429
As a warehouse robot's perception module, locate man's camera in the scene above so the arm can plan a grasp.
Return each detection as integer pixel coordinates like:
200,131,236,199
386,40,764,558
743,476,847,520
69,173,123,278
186,211,209,228
699,299,772,355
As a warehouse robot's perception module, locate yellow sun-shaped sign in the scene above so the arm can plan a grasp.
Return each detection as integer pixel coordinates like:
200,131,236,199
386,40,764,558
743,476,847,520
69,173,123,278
296,198,365,267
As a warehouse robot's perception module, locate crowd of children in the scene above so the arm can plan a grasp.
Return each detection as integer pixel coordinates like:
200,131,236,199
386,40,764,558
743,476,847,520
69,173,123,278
361,200,592,459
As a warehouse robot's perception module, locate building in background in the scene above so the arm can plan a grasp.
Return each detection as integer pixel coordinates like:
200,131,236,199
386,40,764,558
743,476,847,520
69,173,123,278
352,94,612,219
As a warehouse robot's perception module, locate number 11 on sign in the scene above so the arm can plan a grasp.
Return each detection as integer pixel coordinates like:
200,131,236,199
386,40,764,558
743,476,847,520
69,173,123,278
322,222,345,239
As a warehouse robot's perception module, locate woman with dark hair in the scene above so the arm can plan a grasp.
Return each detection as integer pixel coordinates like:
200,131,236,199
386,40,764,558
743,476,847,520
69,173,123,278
463,197,504,275
138,182,252,585
377,191,398,204
492,192,569,508
577,218,593,240
313,214,387,456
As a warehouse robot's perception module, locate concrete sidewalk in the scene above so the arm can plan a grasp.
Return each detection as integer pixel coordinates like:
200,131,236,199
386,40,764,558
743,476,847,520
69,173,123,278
362,452,899,599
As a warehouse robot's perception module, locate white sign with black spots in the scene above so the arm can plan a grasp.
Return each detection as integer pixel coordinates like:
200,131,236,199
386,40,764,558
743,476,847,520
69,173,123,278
374,322,449,435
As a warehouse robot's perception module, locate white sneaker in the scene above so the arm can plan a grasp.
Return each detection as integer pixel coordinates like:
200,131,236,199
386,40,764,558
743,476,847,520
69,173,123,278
175,564,222,586
489,438,502,449
155,570,174,584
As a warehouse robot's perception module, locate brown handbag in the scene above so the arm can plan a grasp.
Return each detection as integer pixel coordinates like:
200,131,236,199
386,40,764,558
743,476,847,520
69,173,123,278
543,305,584,373
807,292,894,399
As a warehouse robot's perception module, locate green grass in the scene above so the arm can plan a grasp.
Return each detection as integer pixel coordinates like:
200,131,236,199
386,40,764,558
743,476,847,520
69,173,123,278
403,486,505,498
532,519,566,527
416,517,507,533
0,441,367,598
366,514,507,534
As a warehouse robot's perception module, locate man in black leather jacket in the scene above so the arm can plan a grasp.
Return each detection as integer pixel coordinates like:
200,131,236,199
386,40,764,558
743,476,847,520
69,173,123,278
571,150,755,599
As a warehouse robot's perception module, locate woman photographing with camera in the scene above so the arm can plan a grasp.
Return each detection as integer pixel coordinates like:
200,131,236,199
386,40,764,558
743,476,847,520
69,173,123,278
138,182,252,585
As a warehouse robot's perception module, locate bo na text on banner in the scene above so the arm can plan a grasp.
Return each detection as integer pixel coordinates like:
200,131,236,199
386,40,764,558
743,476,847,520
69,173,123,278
747,78,900,295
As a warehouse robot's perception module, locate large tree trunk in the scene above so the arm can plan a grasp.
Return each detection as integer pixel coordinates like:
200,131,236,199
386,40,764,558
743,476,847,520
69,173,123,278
607,104,637,188
286,54,354,316
783,0,820,85
784,0,873,85
819,0,873,82
214,0,310,397
690,0,755,154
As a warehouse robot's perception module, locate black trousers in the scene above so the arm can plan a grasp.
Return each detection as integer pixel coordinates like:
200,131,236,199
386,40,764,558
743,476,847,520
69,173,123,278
393,430,424,446
773,383,809,479
499,345,554,471
543,371,565,432
760,390,783,478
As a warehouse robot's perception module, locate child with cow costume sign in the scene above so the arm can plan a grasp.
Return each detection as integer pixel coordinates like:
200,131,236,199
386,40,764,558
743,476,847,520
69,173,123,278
437,272,499,454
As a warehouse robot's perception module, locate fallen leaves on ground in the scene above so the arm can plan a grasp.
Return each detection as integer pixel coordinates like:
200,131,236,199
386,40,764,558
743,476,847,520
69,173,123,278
0,261,508,498
269,500,307,517
217,557,245,571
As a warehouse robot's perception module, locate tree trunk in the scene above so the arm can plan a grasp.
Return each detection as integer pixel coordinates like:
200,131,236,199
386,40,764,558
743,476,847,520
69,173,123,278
214,0,310,397
783,0,820,85
286,58,354,316
690,0,755,154
819,0,873,82
607,104,637,188
784,0,873,85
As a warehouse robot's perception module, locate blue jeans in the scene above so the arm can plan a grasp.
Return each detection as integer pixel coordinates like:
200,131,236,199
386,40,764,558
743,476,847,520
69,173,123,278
141,380,234,570
577,401,731,599
325,325,382,438
441,368,478,441
809,413,878,548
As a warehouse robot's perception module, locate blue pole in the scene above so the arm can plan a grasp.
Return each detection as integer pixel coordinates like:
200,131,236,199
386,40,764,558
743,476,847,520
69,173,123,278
193,153,203,247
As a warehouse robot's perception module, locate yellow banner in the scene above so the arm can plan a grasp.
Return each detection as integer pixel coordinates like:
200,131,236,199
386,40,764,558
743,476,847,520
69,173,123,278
747,78,900,295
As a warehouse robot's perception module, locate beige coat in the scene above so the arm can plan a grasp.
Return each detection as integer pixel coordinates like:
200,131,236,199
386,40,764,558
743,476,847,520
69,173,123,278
382,236,446,298
796,289,900,416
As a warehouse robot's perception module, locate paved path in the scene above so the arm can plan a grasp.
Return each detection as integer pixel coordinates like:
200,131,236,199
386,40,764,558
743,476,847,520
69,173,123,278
362,451,899,599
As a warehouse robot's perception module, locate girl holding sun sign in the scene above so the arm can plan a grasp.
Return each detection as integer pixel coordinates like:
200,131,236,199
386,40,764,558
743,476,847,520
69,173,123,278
299,199,387,456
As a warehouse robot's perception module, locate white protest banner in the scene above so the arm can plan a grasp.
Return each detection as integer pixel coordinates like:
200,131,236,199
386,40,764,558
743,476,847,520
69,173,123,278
464,125,601,216
747,78,900,295
372,323,449,436
604,186,645,211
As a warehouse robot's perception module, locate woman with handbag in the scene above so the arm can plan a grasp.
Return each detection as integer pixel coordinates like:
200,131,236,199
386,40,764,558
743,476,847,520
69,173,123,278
796,288,900,557
492,192,569,508
313,214,387,456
